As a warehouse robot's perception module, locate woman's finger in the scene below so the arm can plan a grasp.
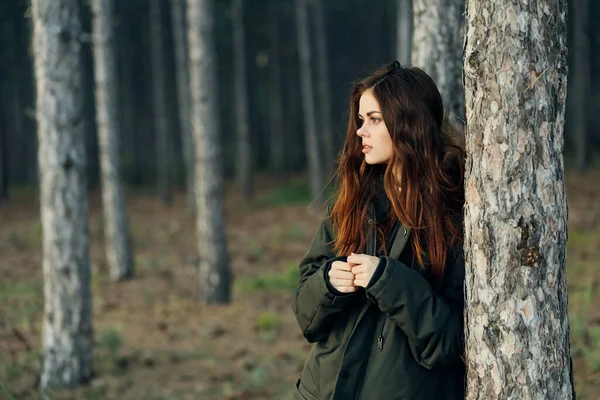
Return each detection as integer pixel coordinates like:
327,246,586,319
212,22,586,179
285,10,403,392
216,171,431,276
331,261,351,271
330,278,354,287
329,269,354,280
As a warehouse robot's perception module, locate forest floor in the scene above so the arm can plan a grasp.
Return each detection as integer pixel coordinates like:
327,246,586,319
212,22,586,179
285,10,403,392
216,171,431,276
1,171,600,400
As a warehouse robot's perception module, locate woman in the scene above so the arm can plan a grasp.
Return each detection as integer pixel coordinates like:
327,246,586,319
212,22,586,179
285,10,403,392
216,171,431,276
292,61,466,400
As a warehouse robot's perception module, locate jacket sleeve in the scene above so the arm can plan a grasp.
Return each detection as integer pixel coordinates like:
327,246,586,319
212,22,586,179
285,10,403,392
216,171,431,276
292,211,359,343
365,247,465,369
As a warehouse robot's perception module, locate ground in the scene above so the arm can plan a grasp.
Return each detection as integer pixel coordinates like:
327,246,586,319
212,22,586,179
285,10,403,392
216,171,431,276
0,171,599,400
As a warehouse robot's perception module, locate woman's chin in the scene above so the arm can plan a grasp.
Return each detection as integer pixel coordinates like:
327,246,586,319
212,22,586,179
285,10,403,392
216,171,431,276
364,155,388,165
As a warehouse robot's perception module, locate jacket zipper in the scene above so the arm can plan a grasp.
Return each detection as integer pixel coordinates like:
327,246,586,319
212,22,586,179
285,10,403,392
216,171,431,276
377,317,389,352
371,214,389,352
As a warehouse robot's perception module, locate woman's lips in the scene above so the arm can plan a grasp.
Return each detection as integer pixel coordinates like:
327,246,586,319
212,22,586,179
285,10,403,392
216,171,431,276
362,145,372,153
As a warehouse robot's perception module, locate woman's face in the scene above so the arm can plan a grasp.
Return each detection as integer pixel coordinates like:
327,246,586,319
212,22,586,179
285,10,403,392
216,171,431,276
357,89,393,165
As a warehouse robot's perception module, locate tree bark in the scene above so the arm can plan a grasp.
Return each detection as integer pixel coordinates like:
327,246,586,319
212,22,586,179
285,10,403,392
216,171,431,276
312,0,334,176
91,0,134,281
31,0,93,389
0,98,7,200
187,0,231,304
170,0,196,213
232,0,253,199
463,0,573,398
412,0,464,119
268,0,284,173
573,0,590,173
396,0,413,66
150,0,173,205
296,0,323,203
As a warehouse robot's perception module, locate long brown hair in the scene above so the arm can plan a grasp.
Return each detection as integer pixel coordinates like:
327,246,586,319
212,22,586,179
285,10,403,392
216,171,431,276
330,62,465,283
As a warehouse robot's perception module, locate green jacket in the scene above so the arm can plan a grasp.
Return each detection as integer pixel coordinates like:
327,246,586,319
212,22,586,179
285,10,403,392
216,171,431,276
292,203,466,400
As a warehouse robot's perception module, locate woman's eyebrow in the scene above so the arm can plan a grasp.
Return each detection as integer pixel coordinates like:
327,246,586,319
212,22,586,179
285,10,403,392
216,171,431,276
358,110,381,118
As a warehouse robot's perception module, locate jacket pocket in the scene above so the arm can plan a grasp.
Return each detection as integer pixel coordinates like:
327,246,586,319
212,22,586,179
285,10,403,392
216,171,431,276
295,378,320,400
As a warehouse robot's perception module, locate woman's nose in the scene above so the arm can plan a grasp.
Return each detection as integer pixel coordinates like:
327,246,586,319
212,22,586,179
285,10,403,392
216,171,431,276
357,125,368,137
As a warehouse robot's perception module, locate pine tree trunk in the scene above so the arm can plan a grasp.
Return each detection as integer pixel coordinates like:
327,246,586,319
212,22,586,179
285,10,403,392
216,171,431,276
150,0,173,205
396,0,413,65
412,0,464,119
268,0,284,173
232,0,253,199
313,0,334,176
463,0,573,398
573,0,589,173
32,0,93,389
295,0,323,203
91,0,134,281
170,0,196,213
0,105,7,200
187,0,231,304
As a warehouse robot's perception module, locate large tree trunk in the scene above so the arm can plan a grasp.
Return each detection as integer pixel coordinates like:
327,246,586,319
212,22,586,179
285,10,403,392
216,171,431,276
412,0,464,119
268,0,284,173
312,0,334,176
187,0,231,304
31,0,93,389
295,0,323,203
91,0,134,281
232,0,253,199
170,0,196,213
573,0,590,173
463,0,573,398
150,0,173,205
396,0,413,65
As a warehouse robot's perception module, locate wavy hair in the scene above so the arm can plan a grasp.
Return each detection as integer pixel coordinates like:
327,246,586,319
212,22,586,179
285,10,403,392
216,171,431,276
330,62,465,284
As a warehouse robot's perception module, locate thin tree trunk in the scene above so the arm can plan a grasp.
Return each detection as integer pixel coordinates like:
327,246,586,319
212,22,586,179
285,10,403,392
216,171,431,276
573,0,589,173
150,0,173,205
312,0,334,176
171,0,196,213
0,100,7,200
268,0,284,173
396,0,413,65
412,0,464,119
92,0,134,281
32,0,93,389
232,0,253,199
187,0,231,304
120,25,139,184
463,0,573,398
296,0,323,203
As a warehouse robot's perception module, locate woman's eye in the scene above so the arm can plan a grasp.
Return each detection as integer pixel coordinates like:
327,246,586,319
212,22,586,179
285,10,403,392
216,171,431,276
371,117,381,124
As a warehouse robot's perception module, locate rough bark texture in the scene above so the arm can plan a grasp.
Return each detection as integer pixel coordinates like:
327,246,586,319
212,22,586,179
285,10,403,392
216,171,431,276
463,0,572,398
150,0,172,205
573,0,589,173
412,0,464,119
92,0,134,281
232,0,253,199
296,0,323,203
313,0,334,175
396,0,413,66
268,0,284,172
170,0,196,213
31,0,93,389
187,0,231,304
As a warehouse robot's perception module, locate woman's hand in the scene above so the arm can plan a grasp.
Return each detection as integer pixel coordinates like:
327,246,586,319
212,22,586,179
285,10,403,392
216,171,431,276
347,253,380,288
328,260,358,293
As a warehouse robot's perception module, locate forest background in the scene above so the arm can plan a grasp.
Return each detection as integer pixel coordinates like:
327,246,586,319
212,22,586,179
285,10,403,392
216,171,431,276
1,0,600,399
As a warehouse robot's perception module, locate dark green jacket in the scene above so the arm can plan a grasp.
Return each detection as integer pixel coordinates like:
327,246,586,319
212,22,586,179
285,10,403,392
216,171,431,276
292,202,466,400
